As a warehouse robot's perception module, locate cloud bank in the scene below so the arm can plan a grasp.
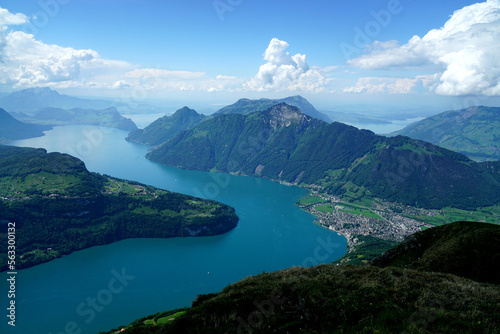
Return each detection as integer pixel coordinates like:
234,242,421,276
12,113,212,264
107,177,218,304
343,77,421,94
347,0,500,96
0,7,131,90
2,1,499,98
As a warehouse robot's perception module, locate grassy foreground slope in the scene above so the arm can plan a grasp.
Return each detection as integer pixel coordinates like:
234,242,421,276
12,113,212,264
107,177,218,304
101,221,500,334
0,145,238,270
371,221,500,284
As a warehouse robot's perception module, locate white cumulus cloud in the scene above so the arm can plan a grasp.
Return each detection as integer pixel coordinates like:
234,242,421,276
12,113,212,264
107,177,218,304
0,22,129,89
347,0,500,96
0,7,28,26
245,38,328,92
0,6,207,93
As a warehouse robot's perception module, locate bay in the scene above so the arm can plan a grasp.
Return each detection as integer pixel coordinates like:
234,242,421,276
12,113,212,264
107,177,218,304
3,124,346,334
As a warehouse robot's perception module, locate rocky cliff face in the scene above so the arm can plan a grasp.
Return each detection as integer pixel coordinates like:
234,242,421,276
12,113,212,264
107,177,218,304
264,103,310,129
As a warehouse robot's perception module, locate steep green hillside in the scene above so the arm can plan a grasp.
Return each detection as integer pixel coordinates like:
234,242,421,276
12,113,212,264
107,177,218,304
100,221,500,334
0,108,51,142
148,103,500,210
392,106,500,161
371,221,500,284
0,146,238,270
215,95,332,123
126,106,206,146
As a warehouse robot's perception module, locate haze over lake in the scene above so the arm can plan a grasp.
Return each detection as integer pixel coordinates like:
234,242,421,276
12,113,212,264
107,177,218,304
4,124,346,334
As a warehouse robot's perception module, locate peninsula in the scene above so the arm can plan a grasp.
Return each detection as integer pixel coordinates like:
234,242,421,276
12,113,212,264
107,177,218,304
0,145,238,270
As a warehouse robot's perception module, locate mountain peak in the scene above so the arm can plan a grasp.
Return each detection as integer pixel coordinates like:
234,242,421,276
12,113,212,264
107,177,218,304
268,102,303,116
175,106,198,115
126,106,205,146
172,106,204,121
214,96,331,123
264,103,308,128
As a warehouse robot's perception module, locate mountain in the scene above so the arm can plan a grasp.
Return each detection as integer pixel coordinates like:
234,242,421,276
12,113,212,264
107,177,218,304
126,107,206,146
0,87,114,114
100,221,500,334
12,106,137,131
127,97,329,147
0,145,238,270
215,95,332,123
391,106,500,161
371,221,500,284
147,103,500,210
0,108,51,142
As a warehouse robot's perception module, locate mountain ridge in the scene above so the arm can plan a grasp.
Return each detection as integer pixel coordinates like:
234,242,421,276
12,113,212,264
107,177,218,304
0,87,114,113
147,103,500,210
11,106,137,131
371,221,500,284
215,95,332,123
391,105,500,161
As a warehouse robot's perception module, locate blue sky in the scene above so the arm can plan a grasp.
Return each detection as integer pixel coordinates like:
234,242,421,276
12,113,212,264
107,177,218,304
1,0,499,114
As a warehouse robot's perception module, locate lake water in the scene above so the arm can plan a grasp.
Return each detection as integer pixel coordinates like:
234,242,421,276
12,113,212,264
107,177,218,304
3,124,346,334
343,117,425,135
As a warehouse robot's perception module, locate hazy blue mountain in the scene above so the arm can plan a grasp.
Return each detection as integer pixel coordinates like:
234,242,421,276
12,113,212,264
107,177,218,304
14,106,137,131
391,106,500,161
34,107,75,122
214,95,332,123
0,87,114,114
147,103,500,210
0,108,51,142
126,106,206,146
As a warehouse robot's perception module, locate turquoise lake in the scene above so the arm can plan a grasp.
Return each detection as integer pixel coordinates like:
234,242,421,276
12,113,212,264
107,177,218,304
2,124,346,334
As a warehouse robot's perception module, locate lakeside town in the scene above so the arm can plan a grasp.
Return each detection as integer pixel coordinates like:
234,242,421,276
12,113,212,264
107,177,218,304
297,190,437,253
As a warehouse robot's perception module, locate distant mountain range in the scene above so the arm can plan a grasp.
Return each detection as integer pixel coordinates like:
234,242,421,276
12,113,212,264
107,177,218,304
147,103,500,210
391,106,500,161
101,221,500,334
13,106,138,131
127,107,205,146
0,108,51,142
0,87,114,113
